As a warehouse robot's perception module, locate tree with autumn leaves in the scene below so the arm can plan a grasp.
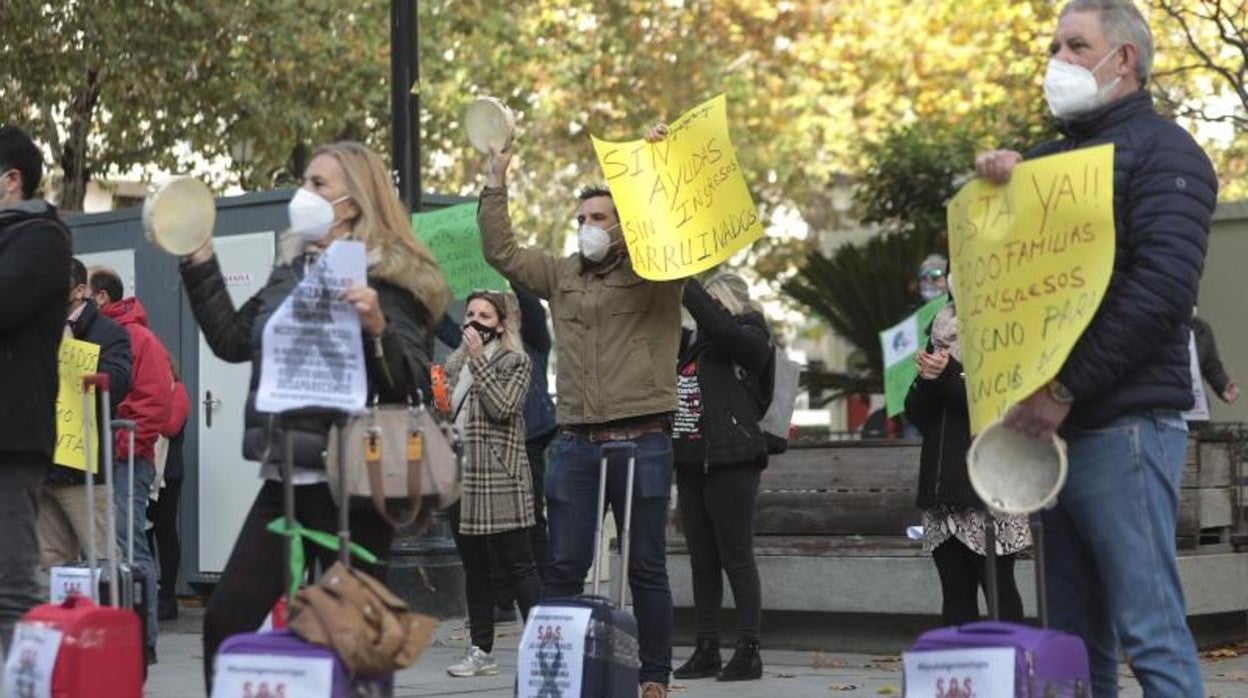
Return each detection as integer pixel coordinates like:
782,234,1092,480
1,0,1244,400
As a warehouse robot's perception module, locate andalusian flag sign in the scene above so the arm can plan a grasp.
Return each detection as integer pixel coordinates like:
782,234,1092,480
880,295,949,417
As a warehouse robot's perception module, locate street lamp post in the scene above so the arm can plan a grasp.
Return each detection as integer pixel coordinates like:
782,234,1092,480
390,0,421,213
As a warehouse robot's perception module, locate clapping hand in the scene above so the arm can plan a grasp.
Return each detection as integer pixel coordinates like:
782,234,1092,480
916,349,950,380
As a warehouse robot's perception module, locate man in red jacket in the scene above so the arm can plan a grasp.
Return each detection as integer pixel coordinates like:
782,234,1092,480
88,266,170,665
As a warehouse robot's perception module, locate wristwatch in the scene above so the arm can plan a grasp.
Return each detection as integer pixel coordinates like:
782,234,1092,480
1047,380,1074,404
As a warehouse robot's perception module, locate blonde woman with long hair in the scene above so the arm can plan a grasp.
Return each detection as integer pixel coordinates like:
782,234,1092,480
442,290,541,678
180,141,450,691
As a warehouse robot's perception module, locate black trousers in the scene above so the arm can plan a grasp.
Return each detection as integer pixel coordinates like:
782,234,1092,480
450,504,541,653
931,536,1025,626
202,481,393,691
145,477,182,603
494,432,552,611
676,464,762,644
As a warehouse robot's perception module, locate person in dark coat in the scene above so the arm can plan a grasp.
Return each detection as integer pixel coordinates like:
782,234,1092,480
670,274,770,682
1191,313,1237,406
38,257,132,571
975,2,1216,694
905,302,1029,626
182,141,450,691
146,353,190,621
0,125,72,652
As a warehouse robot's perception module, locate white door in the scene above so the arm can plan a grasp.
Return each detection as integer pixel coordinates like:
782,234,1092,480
197,232,275,574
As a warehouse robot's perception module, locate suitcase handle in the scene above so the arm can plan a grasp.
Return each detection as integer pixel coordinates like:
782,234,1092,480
957,622,1018,635
81,373,121,607
589,441,637,607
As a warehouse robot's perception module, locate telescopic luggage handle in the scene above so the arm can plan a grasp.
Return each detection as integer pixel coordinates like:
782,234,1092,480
82,374,121,607
590,441,637,607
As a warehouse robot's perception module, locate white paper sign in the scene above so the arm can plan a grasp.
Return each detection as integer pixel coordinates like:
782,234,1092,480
1182,330,1211,422
211,653,333,698
256,240,368,414
49,566,102,604
516,605,593,698
903,647,1015,698
3,624,64,698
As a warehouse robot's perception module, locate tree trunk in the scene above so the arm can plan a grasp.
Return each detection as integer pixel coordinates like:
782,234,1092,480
56,66,103,213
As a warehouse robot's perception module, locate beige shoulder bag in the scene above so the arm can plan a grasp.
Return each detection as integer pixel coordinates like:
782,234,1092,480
325,401,461,527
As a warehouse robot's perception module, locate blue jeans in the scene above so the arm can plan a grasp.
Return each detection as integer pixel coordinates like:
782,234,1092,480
543,431,674,685
114,457,159,651
1043,411,1202,697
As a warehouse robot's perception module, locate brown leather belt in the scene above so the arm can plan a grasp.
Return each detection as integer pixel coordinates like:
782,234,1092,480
563,419,669,443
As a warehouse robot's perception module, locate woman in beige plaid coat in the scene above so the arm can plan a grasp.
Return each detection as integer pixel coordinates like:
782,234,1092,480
444,290,541,678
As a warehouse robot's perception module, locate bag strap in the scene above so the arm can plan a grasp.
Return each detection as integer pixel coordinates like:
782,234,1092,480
364,426,424,528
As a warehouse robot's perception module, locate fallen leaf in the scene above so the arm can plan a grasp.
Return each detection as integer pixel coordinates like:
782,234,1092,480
813,652,846,669
878,686,899,695
829,684,859,692
776,672,797,679
1207,648,1240,659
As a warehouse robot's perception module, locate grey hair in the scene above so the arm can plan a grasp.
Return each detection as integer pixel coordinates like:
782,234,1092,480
703,272,757,317
1062,0,1154,86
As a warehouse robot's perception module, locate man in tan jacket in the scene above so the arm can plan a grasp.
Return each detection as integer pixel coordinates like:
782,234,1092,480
478,142,682,698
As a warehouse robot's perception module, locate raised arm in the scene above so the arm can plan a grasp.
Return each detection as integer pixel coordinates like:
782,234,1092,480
683,278,770,374
515,284,550,354
477,146,559,298
181,255,268,363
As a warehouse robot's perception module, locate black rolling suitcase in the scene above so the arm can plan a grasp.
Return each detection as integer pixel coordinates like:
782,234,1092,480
516,441,641,697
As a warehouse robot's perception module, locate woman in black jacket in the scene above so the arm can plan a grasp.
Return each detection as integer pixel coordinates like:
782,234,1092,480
671,274,771,682
904,301,1030,626
181,142,450,690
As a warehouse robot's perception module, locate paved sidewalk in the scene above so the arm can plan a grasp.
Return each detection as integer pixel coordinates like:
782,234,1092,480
147,607,1248,697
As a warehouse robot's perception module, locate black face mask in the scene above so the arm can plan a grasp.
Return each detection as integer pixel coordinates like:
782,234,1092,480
464,320,498,344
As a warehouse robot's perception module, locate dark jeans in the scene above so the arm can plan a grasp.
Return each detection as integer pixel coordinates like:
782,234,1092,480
202,481,393,692
544,431,674,685
114,457,159,649
146,477,182,604
0,455,49,654
931,537,1024,626
495,431,553,610
450,506,540,653
676,464,762,644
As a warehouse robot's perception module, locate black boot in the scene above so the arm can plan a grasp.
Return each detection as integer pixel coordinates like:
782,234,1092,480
672,638,721,680
718,640,762,681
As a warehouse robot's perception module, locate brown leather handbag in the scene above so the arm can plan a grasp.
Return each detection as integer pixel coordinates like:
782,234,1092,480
287,561,437,675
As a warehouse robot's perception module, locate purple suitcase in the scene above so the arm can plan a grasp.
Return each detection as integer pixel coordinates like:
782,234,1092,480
906,621,1090,697
214,630,391,698
904,514,1091,697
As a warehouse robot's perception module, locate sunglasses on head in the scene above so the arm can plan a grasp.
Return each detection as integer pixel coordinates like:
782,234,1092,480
919,269,946,281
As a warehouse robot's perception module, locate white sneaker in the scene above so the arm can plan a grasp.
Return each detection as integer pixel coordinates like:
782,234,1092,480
446,646,499,677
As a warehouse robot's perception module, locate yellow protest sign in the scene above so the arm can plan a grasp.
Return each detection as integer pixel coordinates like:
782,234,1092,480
591,94,763,280
948,144,1115,434
54,338,101,471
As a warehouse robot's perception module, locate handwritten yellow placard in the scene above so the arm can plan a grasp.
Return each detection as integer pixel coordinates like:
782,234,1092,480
54,338,101,471
948,144,1115,434
591,94,763,280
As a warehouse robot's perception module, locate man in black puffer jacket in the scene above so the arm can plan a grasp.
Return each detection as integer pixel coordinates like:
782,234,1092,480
975,2,1215,696
0,126,72,652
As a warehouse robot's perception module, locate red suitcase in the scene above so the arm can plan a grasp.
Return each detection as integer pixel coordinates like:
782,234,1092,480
11,374,143,697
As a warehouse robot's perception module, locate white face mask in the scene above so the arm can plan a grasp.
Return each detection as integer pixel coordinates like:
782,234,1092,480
1043,46,1122,119
578,224,614,263
288,188,349,242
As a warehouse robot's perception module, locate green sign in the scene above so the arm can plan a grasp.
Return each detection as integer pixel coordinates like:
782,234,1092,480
412,203,509,299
